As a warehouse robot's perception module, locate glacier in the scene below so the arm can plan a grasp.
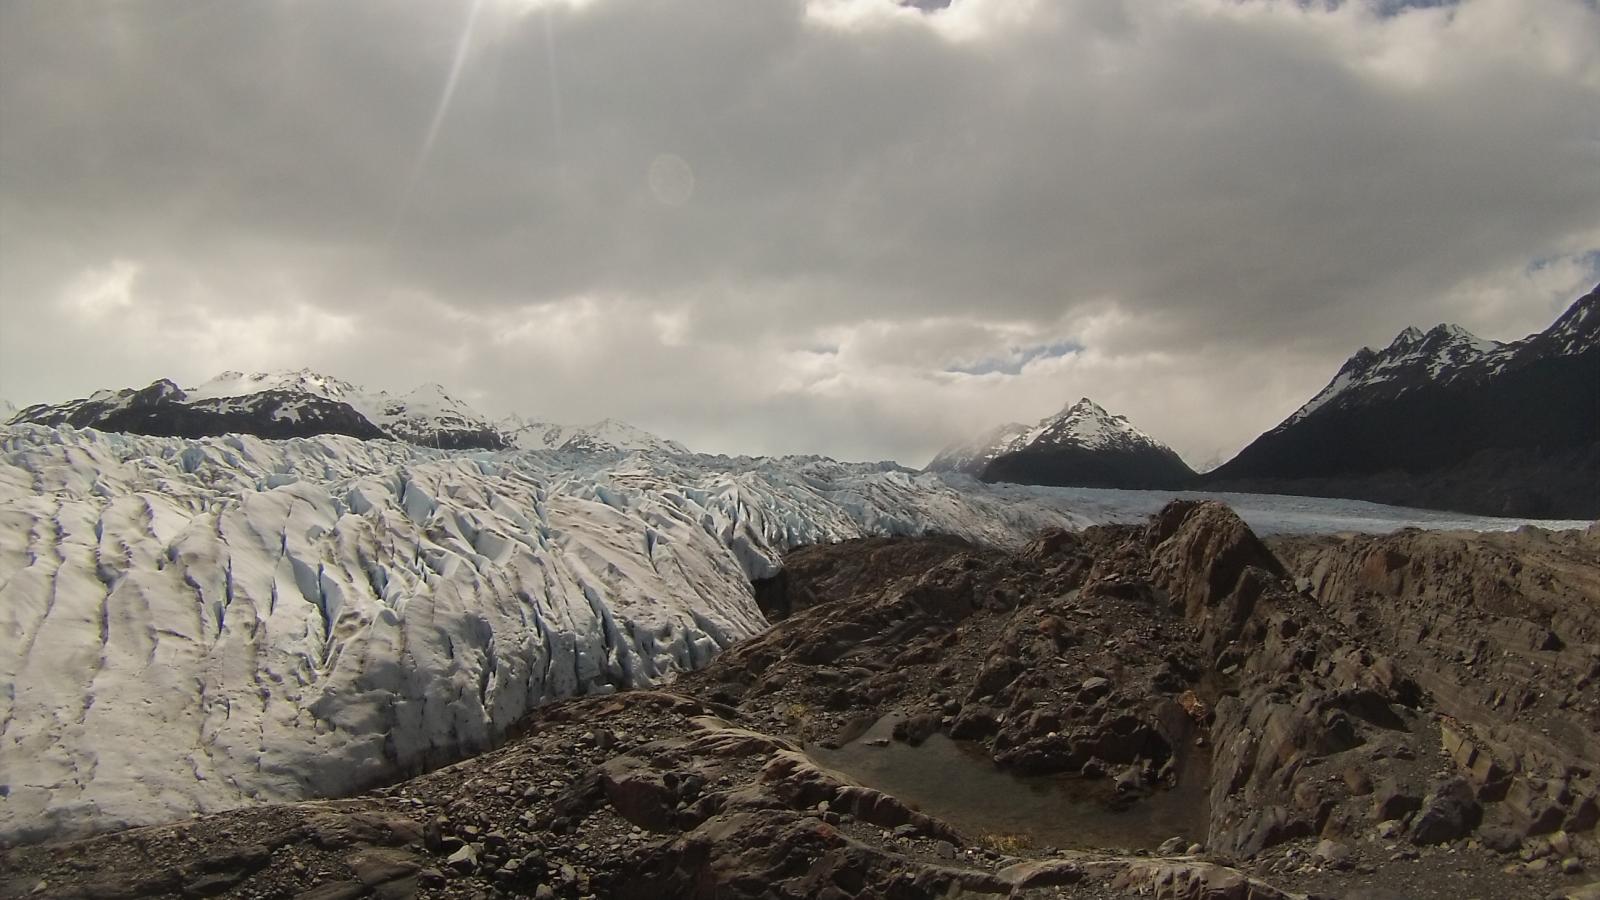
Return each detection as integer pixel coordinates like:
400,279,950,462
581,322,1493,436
982,482,1594,536
0,425,1080,844
1,424,1587,846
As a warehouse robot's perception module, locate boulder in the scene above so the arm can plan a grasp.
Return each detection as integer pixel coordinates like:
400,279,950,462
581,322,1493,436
1409,778,1482,846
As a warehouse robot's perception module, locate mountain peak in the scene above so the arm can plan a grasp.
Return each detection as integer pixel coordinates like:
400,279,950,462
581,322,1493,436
1225,283,1599,518
191,369,362,403
1061,396,1109,417
1391,326,1425,348
1025,397,1153,452
928,397,1185,485
1284,316,1513,429
1543,281,1600,354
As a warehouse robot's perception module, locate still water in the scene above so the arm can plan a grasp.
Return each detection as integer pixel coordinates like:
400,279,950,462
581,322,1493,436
808,730,1210,851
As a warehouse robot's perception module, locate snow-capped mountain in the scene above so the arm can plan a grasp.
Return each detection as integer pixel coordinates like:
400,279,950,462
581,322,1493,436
198,370,513,449
501,414,691,455
1207,283,1600,518
8,370,504,449
7,377,391,441
187,371,510,450
928,398,1196,489
1275,324,1506,430
6,370,692,455
0,424,1084,844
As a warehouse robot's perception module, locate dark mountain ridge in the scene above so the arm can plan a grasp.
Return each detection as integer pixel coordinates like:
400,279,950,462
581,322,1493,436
8,379,393,443
1204,283,1599,518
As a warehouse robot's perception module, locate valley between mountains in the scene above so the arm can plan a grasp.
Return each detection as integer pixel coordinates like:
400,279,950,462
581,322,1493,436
928,284,1599,520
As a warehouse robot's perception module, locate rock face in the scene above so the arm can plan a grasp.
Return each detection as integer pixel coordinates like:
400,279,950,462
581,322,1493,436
4,504,1596,899
1205,283,1600,518
1270,526,1600,855
929,398,1197,490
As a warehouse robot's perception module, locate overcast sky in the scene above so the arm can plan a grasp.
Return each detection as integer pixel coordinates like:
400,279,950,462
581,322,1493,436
1,0,1596,466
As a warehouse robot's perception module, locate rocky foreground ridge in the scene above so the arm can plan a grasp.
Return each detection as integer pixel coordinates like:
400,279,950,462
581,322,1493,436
5,503,1598,899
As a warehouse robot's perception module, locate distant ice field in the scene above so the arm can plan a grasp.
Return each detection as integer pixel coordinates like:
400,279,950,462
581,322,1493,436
988,482,1593,535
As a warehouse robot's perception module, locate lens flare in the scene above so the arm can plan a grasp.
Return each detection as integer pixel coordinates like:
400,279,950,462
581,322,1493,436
389,0,488,243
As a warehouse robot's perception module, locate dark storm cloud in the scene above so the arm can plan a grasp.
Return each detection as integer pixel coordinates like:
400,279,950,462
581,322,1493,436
1,0,1596,465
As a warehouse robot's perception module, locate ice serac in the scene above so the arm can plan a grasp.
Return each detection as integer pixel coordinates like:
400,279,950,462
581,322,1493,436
0,425,1080,844
1206,283,1600,518
928,398,1196,490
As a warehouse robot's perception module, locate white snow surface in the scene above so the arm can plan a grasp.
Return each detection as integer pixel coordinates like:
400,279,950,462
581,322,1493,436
500,415,692,455
0,424,1077,843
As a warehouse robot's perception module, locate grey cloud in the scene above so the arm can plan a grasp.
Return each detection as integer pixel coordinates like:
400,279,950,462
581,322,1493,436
1,0,1597,467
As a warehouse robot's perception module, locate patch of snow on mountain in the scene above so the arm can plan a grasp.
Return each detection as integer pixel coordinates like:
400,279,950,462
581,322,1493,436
188,370,502,445
0,424,1078,843
1278,323,1509,429
187,369,364,405
1543,285,1600,356
1015,398,1161,453
502,415,691,455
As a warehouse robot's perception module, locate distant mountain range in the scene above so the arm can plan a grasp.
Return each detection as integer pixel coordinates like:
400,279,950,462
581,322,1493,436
8,283,1596,518
5,369,687,455
927,397,1196,489
930,284,1597,518
1202,283,1599,518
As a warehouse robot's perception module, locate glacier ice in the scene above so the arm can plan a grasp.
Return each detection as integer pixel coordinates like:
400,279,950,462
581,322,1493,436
0,425,1080,843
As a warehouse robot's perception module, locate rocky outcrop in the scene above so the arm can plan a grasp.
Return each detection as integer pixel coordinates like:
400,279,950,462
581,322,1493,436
3,691,1303,900
1270,527,1600,854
